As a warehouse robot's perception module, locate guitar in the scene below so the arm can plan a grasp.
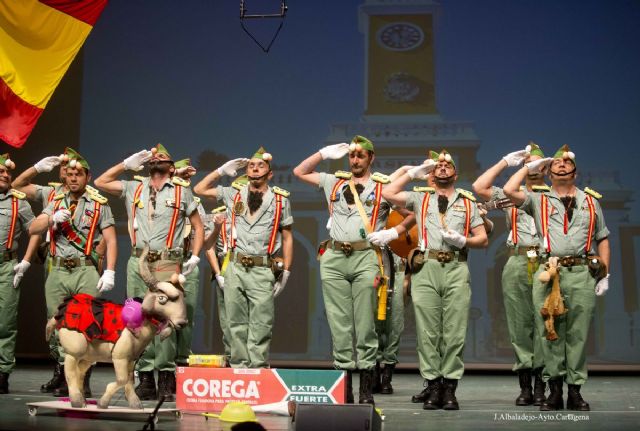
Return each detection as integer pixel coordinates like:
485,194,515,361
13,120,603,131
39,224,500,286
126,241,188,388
385,210,418,259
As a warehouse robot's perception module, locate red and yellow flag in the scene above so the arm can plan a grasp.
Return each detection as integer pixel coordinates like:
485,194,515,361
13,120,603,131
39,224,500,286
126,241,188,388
0,0,108,148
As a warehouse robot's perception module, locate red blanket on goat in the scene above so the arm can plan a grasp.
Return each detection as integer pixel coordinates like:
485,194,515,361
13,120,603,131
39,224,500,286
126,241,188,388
55,293,125,343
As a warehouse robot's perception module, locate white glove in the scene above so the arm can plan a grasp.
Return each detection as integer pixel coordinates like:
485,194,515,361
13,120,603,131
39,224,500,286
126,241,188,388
407,160,437,180
175,165,197,178
216,158,250,177
182,255,201,276
12,260,31,288
502,149,528,167
123,149,153,171
34,156,61,173
525,157,553,174
441,229,467,249
595,274,610,296
52,209,72,226
319,143,350,160
273,270,290,298
96,269,115,293
367,228,399,246
215,274,225,290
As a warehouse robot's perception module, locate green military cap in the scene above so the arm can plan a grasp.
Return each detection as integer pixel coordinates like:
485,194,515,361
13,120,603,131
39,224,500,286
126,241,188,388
63,147,90,171
526,141,545,158
349,135,374,153
0,153,15,170
251,146,273,163
430,149,455,168
553,144,576,166
174,158,191,169
154,143,172,160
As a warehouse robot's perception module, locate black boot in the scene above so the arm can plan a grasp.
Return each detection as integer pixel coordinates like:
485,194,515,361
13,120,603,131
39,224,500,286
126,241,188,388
422,378,443,410
40,363,64,393
344,370,354,404
358,370,375,405
412,380,430,403
372,362,382,394
0,372,8,394
533,368,546,406
135,371,157,401
540,378,563,411
52,373,69,397
567,384,590,411
83,366,93,398
516,369,533,406
157,371,176,402
441,378,460,410
380,364,395,394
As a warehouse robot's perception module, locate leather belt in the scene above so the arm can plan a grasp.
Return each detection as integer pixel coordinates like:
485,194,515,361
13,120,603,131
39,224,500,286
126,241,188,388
508,246,540,257
51,256,94,270
132,247,184,262
425,249,468,263
230,251,272,268
543,255,588,267
328,240,372,257
0,250,18,264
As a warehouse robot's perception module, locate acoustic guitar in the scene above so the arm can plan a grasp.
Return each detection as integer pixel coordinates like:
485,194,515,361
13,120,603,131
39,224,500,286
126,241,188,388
385,210,418,258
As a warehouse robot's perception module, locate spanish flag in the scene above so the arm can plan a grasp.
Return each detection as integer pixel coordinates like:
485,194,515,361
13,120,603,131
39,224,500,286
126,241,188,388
0,0,108,148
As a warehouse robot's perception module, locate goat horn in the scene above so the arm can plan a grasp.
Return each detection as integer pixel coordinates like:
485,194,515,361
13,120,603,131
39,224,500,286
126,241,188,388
138,245,159,291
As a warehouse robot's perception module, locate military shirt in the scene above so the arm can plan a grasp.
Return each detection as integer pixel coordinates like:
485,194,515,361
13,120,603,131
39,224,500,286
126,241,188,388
318,173,391,242
43,191,114,258
519,188,609,256
34,183,65,209
215,185,293,256
406,189,483,252
491,186,539,248
121,177,198,251
0,190,35,252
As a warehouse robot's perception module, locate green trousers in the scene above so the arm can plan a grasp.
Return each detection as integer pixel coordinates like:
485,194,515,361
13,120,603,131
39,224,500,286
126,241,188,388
0,261,20,374
320,248,378,371
45,264,100,364
175,266,199,365
224,261,275,368
214,276,232,360
376,269,405,365
127,256,181,372
533,263,596,385
502,254,544,371
412,259,471,380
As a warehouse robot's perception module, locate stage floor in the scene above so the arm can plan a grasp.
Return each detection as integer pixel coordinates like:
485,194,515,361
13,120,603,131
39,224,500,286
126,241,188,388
1,365,638,430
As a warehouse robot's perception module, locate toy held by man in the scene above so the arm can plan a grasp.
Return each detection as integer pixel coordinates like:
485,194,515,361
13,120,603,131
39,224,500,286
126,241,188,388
539,257,566,341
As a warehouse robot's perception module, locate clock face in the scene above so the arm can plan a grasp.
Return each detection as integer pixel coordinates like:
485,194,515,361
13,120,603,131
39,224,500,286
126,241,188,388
377,22,425,52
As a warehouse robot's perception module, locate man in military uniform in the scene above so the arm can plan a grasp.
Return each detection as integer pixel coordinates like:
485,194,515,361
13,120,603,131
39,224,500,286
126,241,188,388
504,145,610,411
383,150,488,410
195,148,293,369
293,136,414,405
472,143,548,406
0,154,40,394
29,150,118,397
94,144,204,401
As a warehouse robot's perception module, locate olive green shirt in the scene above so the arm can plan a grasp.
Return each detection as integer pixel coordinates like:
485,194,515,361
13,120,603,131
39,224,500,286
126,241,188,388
0,191,35,252
34,183,65,209
491,186,539,248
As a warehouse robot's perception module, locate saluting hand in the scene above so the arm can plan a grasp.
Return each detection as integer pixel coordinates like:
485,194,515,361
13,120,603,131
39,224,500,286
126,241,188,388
319,143,350,160
33,156,61,173
217,158,250,177
407,160,437,180
525,157,553,174
502,149,528,167
123,149,153,171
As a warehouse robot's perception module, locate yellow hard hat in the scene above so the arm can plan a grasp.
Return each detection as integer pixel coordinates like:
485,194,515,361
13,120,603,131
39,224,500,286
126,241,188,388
203,401,258,423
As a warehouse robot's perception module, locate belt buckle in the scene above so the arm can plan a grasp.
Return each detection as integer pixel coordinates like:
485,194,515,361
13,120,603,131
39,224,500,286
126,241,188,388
437,251,452,263
63,258,76,270
146,251,161,263
560,256,575,267
340,242,353,257
240,255,254,268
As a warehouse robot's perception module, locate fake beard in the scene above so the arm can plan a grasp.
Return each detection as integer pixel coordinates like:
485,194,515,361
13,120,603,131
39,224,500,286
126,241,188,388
343,184,365,205
560,196,576,222
149,161,172,176
437,195,449,215
248,190,264,214
434,172,455,186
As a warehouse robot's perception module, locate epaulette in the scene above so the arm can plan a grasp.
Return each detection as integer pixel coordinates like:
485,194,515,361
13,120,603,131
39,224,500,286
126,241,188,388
9,189,26,199
456,188,477,202
413,186,435,193
85,185,100,195
335,170,352,180
532,185,551,193
48,182,62,188
53,193,65,201
212,205,227,214
371,172,390,184
194,196,201,204
232,179,247,190
172,176,190,187
133,175,146,182
88,192,108,204
273,186,290,198
584,187,602,199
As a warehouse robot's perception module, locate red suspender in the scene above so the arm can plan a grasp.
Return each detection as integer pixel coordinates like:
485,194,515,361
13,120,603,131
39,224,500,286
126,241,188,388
463,197,472,237
369,182,383,229
49,199,63,256
47,189,56,203
510,207,518,245
130,183,144,246
6,197,18,250
329,179,346,217
84,201,101,255
540,194,551,253
420,193,431,250
267,194,283,255
166,185,182,249
229,192,242,249
585,195,596,253
220,219,228,252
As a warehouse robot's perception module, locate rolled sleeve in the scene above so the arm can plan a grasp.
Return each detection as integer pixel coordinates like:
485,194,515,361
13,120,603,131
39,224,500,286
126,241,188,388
19,201,35,230
99,204,115,230
280,199,294,227
42,201,55,217
594,200,610,241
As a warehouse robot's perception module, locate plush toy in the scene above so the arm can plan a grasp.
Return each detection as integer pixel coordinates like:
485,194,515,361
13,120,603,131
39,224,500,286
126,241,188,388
539,257,567,341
